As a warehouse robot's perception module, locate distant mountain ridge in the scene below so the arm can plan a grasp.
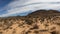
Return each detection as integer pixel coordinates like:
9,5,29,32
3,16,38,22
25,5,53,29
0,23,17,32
26,10,60,18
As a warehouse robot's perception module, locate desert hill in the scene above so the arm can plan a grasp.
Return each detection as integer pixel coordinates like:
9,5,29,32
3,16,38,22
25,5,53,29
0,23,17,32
27,10,60,18
0,10,60,34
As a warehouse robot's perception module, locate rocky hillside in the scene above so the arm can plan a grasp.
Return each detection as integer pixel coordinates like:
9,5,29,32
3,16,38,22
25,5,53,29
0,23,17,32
0,10,60,34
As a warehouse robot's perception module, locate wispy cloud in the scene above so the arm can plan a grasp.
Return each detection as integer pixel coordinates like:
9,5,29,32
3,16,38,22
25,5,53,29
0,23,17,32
0,0,60,17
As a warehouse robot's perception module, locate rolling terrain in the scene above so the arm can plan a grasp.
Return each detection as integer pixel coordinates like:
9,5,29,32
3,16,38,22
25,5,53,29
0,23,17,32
0,10,60,34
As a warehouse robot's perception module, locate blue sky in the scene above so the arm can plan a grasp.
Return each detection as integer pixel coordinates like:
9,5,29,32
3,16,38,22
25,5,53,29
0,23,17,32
0,0,13,15
0,0,60,17
0,0,12,8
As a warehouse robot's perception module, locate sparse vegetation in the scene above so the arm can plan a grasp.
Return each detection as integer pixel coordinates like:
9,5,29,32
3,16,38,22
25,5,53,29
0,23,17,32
50,31,58,34
25,19,33,25
0,32,2,34
0,10,60,34
30,25,39,30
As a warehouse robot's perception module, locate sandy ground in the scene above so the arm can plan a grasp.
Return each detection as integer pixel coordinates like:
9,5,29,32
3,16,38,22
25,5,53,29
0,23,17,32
0,16,60,34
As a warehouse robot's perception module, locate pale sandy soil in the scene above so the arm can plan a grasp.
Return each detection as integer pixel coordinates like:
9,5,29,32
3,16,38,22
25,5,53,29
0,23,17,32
0,16,60,34
0,10,60,34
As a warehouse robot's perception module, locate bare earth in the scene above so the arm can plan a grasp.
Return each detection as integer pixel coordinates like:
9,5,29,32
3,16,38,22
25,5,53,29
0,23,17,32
0,10,60,34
